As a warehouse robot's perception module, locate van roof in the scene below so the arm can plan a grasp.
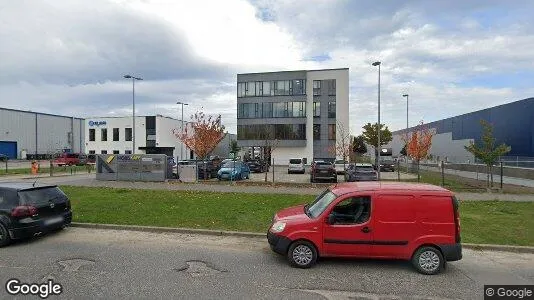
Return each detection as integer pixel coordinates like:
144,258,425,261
330,182,453,196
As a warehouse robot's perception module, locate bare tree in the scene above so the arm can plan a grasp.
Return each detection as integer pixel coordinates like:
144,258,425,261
328,121,352,179
258,125,279,183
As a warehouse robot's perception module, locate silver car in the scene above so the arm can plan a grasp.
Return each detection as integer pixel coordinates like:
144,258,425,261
346,163,378,181
288,158,305,174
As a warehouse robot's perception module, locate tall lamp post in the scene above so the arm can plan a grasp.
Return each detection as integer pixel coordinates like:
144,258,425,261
372,61,381,181
124,74,143,154
402,94,409,173
176,101,189,160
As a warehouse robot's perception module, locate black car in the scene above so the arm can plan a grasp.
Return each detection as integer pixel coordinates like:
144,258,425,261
379,159,396,172
0,183,72,247
346,163,378,182
310,161,337,183
246,160,268,173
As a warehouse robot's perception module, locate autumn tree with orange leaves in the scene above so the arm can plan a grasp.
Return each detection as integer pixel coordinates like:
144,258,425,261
405,121,435,182
172,111,226,179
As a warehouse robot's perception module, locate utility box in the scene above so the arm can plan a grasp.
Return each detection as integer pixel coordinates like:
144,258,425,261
177,164,198,183
96,154,167,182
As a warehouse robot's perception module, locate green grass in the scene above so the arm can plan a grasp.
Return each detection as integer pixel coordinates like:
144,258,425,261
61,186,534,246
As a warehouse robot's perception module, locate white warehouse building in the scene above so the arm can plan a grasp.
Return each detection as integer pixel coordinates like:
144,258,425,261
0,107,84,159
85,115,192,160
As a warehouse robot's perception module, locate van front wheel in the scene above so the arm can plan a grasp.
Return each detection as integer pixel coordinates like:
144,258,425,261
412,246,444,275
287,241,317,269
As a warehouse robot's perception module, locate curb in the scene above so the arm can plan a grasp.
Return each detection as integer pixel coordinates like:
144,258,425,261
70,222,265,238
71,222,534,254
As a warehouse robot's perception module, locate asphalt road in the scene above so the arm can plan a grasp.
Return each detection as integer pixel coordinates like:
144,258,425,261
1,228,532,300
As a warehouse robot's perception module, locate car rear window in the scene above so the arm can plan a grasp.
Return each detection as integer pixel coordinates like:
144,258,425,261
289,159,302,164
18,187,67,205
316,162,332,168
356,166,374,172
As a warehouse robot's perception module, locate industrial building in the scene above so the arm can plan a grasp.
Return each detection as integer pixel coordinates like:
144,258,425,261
0,107,84,159
389,97,534,163
236,68,350,164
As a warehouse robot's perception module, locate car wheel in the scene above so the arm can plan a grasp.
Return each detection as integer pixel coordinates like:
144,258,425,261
412,246,444,275
0,223,11,247
287,240,318,268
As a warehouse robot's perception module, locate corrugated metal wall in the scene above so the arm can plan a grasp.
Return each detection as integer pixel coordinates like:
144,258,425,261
0,108,85,158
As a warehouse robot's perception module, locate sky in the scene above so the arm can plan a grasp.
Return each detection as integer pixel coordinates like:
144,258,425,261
1,0,533,135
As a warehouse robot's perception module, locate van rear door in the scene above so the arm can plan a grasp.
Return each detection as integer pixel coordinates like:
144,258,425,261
370,194,417,258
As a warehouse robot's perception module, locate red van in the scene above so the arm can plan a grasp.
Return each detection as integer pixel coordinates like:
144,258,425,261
267,182,461,274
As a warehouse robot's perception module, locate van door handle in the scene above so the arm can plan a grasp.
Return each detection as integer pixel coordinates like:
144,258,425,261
361,227,371,233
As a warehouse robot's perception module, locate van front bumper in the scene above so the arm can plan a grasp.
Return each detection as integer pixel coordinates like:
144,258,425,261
439,243,462,261
267,231,292,255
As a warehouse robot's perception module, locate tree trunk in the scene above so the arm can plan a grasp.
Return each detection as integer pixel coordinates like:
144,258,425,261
490,165,494,188
486,164,490,188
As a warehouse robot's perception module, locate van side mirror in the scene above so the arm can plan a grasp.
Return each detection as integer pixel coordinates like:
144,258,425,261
326,213,336,224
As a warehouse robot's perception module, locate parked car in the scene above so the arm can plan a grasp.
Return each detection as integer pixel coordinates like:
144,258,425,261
288,158,305,174
0,183,73,247
0,154,8,162
217,161,250,180
310,161,337,183
380,159,396,172
346,163,378,182
267,182,462,274
334,160,349,175
53,153,85,166
196,161,218,179
246,159,269,173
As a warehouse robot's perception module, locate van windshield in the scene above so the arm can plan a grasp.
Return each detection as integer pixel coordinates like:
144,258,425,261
289,159,302,164
305,190,337,218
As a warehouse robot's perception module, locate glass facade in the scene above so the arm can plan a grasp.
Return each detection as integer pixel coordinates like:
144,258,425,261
313,102,320,117
125,128,132,141
313,124,320,140
237,79,306,97
238,102,306,118
237,124,306,140
328,124,336,140
89,129,95,141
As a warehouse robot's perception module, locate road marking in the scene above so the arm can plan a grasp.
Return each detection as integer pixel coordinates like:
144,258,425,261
58,259,95,272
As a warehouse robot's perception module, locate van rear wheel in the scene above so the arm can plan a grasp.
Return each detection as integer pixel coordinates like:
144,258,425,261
287,241,317,268
412,246,444,275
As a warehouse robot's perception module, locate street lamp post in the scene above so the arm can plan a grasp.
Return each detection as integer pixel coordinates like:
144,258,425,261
372,61,381,181
403,94,409,173
124,74,143,154
176,101,189,160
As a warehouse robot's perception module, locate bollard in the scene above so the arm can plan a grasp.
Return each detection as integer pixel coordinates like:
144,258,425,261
49,160,53,176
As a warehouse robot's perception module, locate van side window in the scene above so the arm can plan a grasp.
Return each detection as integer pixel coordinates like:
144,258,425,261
331,196,371,224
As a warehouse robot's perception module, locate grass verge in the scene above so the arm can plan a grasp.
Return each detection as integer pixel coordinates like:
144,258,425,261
61,186,534,246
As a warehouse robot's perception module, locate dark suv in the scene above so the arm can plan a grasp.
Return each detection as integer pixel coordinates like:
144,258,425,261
310,161,337,183
0,183,72,247
379,159,396,172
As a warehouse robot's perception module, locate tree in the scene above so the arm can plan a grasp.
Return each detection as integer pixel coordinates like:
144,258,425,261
361,123,393,166
352,135,367,156
258,126,279,183
173,111,226,180
405,121,435,182
229,139,240,157
464,119,511,188
327,121,352,180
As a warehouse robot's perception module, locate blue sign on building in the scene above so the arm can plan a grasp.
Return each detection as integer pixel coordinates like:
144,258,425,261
88,120,107,127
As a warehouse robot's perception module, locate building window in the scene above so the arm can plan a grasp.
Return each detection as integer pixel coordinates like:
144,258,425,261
328,102,336,118
125,150,132,154
255,81,263,96
313,80,321,96
88,150,95,154
101,150,108,154
113,128,119,141
313,124,320,140
292,79,305,95
327,79,336,95
274,80,291,96
262,81,271,96
328,124,336,140
262,102,273,118
237,82,246,98
237,124,306,140
273,102,289,117
291,102,306,117
313,102,320,117
125,128,132,141
101,128,108,141
89,129,95,141
113,150,120,154
245,82,255,97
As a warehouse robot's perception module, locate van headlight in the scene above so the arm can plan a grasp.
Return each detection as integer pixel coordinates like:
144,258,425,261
270,221,286,233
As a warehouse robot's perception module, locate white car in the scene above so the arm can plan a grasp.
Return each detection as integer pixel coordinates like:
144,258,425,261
334,160,349,174
288,158,305,174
